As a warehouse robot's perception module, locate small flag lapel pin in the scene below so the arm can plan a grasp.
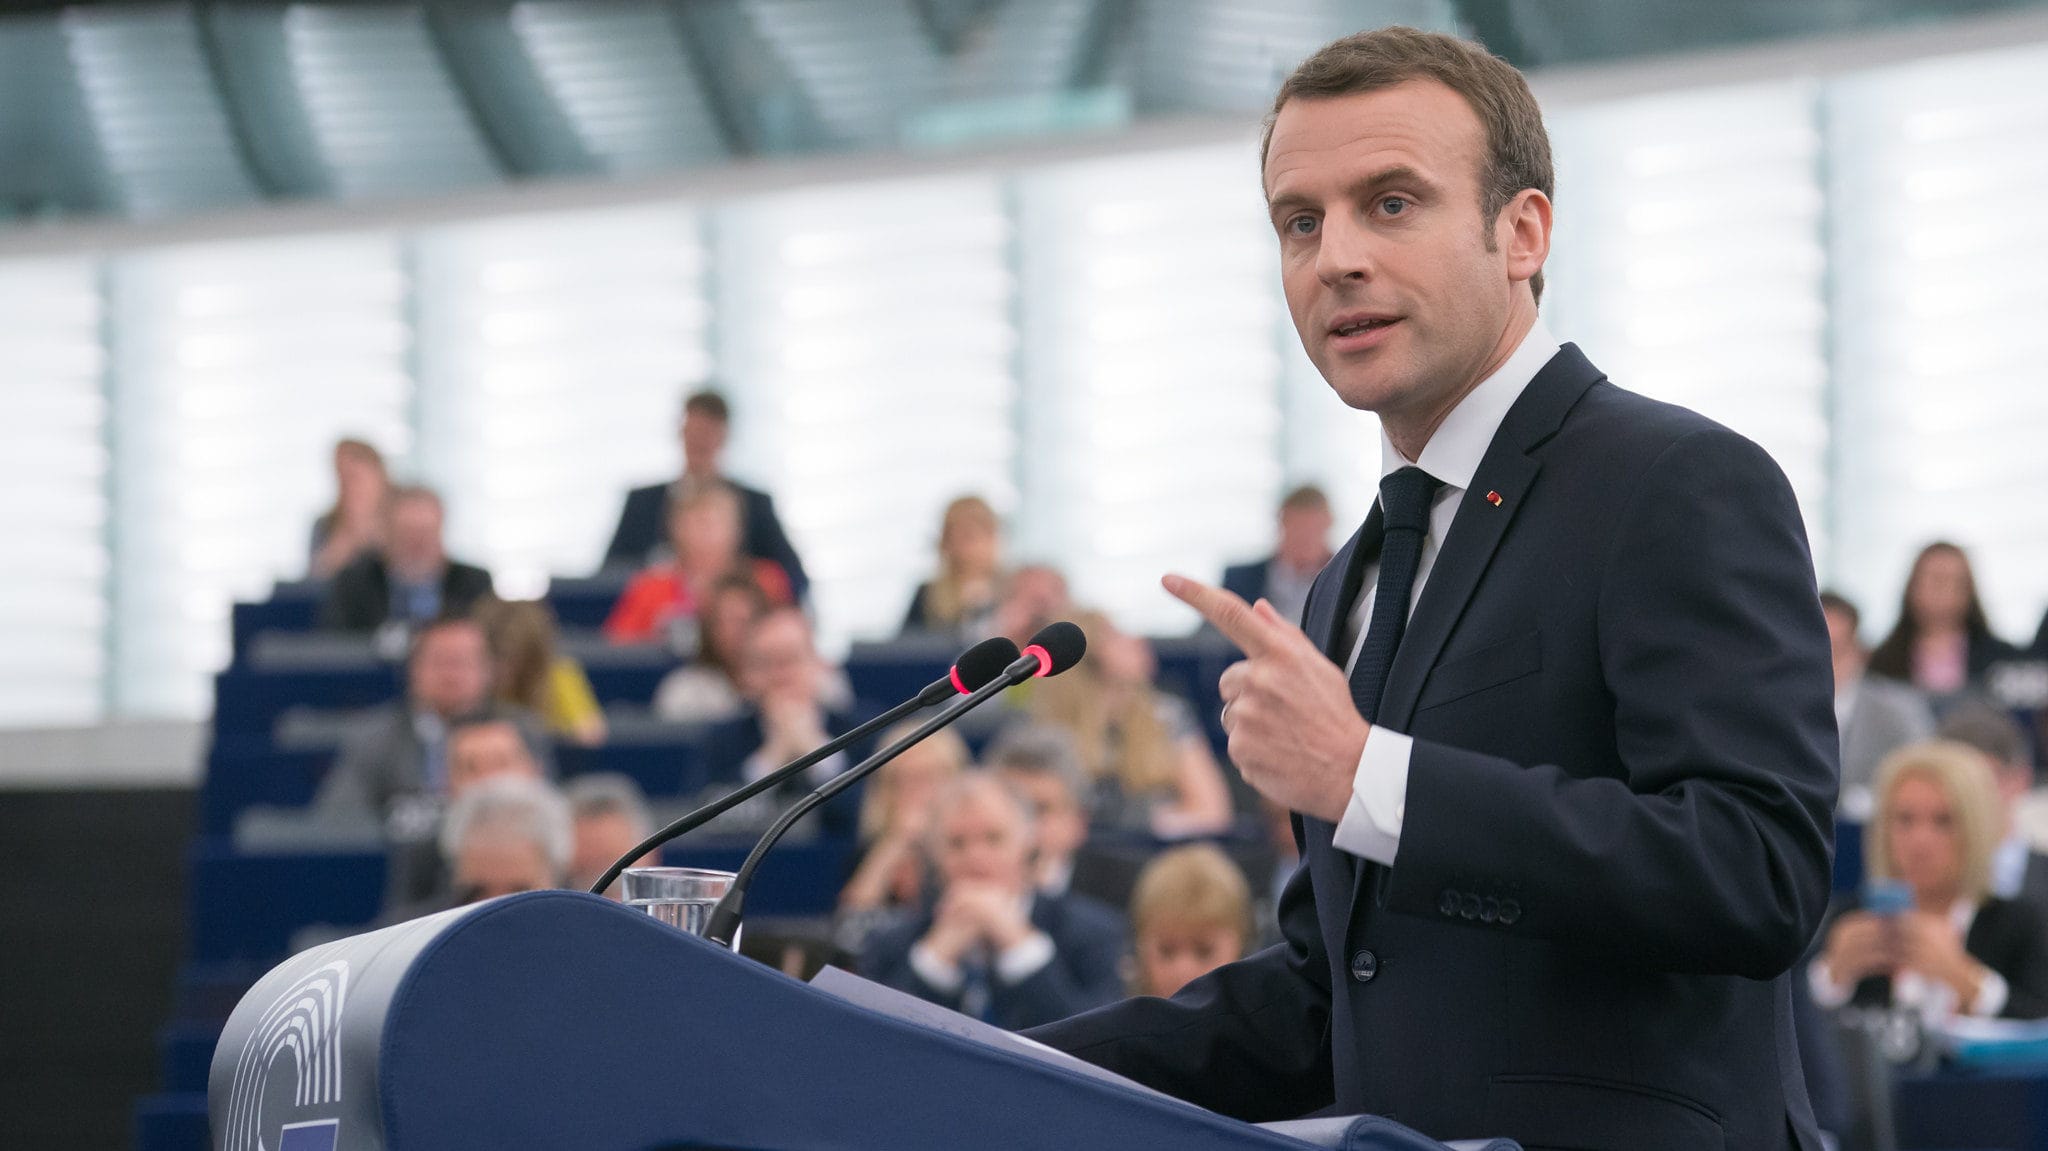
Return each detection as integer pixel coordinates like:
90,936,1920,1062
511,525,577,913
1485,490,1504,507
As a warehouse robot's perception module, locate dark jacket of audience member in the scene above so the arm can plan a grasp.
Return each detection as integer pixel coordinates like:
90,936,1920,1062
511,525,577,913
859,892,1128,1031
1835,894,2048,1020
320,553,495,633
605,480,808,601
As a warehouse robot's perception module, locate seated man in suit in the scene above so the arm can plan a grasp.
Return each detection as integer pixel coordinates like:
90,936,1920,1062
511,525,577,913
379,775,574,925
320,484,495,634
986,723,1091,899
383,717,549,909
1939,700,2048,920
859,773,1127,1030
1826,590,1936,820
698,606,868,831
314,615,554,831
566,773,659,897
603,388,809,601
1220,485,1334,632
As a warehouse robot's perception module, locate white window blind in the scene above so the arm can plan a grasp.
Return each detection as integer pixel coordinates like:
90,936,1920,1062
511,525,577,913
107,234,412,717
412,205,712,597
1827,44,2048,640
0,258,109,726
1014,144,1284,634
1544,82,1831,577
714,176,1018,653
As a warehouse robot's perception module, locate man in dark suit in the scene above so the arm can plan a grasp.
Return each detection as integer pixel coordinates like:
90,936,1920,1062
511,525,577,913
861,773,1127,1031
698,606,869,832
320,485,494,633
603,388,809,601
1027,29,1837,1151
1221,485,1335,632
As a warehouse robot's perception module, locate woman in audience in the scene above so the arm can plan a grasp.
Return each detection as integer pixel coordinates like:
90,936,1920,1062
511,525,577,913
901,495,1005,639
835,725,972,950
652,574,771,723
1029,610,1234,838
1867,542,2019,701
477,598,606,746
308,438,389,579
1129,843,1253,998
1811,740,2048,1022
603,484,792,645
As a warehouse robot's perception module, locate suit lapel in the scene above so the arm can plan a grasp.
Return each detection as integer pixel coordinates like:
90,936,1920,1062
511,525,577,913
1374,344,1604,730
1309,508,1382,663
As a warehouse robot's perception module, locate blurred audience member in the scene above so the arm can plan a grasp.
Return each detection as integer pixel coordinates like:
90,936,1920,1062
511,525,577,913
1222,485,1334,630
565,773,659,897
1825,590,1936,821
385,717,547,906
604,388,808,599
1811,741,2048,1023
309,438,389,580
859,774,1126,1029
1129,844,1253,999
1867,542,2019,703
315,616,553,825
902,496,1005,640
321,485,495,634
604,484,791,645
837,726,972,948
985,723,1091,897
439,775,573,904
1939,701,2048,919
701,608,867,820
479,598,606,746
652,574,770,723
993,563,1071,647
1030,610,1234,838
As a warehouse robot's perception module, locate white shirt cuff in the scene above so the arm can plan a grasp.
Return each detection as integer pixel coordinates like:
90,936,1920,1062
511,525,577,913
1807,957,1854,1010
908,942,964,993
994,931,1055,985
1971,967,2011,1018
1330,727,1414,866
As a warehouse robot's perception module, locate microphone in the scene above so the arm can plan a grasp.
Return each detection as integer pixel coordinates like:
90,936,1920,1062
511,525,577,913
702,621,1088,947
584,636,1020,897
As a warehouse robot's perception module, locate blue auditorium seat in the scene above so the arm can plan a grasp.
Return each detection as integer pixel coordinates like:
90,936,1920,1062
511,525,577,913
188,840,386,964
133,1092,207,1151
159,1020,222,1092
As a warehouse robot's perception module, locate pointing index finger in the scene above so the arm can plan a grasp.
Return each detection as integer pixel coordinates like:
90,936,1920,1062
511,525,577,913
1163,573,1275,657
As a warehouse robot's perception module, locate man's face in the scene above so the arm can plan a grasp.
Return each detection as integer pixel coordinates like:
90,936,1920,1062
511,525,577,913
1276,504,1334,570
452,833,556,902
1264,80,1542,431
999,769,1087,875
410,624,491,717
738,611,820,704
445,722,539,799
934,789,1034,893
680,411,727,473
671,498,741,570
1136,922,1246,999
385,496,446,578
1823,605,1865,690
572,812,655,892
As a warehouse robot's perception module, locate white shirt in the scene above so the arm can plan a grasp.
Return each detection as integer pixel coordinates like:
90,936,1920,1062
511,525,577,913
907,893,1057,991
1331,319,1561,865
1806,900,2009,1022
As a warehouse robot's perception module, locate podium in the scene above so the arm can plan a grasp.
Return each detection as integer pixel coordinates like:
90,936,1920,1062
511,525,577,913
208,891,1513,1150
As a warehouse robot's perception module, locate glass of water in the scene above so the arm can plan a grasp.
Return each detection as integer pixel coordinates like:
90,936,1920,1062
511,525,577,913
620,867,738,943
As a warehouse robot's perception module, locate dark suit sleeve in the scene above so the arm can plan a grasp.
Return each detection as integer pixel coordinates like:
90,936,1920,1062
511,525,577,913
1220,561,1267,607
857,917,965,1012
320,559,385,632
900,583,933,634
1971,900,2048,1020
603,487,660,570
744,489,809,602
444,563,495,618
998,900,1128,1028
1390,427,1837,979
1024,826,1335,1121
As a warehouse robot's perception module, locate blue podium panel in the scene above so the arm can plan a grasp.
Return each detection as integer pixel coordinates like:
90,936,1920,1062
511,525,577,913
209,893,1487,1151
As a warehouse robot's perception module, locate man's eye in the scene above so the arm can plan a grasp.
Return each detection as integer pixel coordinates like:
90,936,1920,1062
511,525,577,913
1381,197,1410,216
1287,215,1317,235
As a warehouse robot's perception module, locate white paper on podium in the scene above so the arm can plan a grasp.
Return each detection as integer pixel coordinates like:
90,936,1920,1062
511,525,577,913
808,966,1196,1107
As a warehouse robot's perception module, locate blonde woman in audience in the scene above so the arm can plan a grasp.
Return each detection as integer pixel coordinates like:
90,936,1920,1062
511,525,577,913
1129,844,1254,999
308,438,389,579
477,598,606,746
836,725,972,950
1029,610,1234,838
604,484,791,644
652,574,770,723
1811,740,2048,1022
902,495,1006,639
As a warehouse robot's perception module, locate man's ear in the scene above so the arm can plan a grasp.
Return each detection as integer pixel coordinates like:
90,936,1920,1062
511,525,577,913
1500,188,1552,288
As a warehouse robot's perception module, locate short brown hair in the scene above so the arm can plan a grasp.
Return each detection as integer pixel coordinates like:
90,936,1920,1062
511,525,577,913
682,389,730,424
1279,484,1330,515
1263,26,1554,302
1130,844,1253,944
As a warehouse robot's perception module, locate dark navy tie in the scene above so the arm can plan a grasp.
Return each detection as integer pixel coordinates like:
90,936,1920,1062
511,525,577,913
1349,466,1443,723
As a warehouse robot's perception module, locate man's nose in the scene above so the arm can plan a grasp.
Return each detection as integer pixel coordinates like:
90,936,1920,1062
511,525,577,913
1315,211,1378,286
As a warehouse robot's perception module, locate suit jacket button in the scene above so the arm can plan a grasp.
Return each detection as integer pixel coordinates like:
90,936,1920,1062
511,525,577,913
1480,897,1500,923
1438,890,1458,917
1498,899,1522,925
1459,893,1482,920
1349,949,1378,983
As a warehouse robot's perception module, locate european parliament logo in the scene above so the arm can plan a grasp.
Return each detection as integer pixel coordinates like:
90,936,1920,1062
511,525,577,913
220,957,350,1151
278,1120,341,1151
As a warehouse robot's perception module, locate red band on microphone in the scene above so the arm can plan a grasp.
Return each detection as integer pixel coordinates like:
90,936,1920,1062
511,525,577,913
1023,644,1053,677
949,665,969,694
